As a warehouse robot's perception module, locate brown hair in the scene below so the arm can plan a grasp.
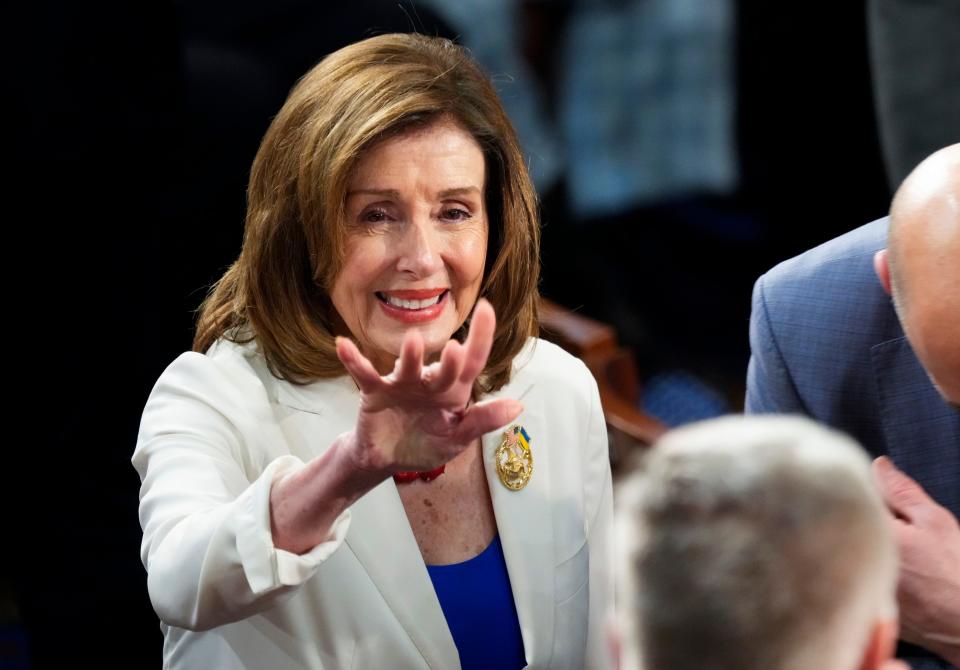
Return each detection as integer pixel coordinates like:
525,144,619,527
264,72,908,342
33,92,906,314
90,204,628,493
193,33,540,392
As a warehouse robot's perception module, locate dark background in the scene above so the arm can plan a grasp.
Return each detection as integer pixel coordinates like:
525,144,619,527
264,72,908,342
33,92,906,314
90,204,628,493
11,0,902,666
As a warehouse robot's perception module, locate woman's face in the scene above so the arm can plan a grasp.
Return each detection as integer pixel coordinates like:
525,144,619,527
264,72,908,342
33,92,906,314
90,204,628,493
330,119,489,373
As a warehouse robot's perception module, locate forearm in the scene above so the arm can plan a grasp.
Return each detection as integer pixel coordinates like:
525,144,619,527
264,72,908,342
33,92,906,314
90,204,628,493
141,454,351,630
270,431,389,555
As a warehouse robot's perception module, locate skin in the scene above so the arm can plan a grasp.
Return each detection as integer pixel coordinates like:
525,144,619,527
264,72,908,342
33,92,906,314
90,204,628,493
330,119,489,374
871,144,960,664
872,458,960,665
270,120,522,563
884,143,960,406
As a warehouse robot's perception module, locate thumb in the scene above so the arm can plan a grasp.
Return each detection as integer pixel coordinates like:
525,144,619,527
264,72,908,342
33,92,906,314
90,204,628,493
873,456,937,524
453,398,523,442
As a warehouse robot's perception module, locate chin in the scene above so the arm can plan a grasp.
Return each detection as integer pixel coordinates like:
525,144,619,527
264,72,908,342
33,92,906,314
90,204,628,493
422,329,459,358
367,320,459,364
414,319,461,353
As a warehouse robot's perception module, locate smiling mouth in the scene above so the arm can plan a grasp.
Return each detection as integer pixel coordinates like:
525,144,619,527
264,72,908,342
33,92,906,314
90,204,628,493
376,289,449,311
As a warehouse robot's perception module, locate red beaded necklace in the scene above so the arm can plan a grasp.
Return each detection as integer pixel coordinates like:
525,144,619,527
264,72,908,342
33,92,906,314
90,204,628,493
393,465,446,484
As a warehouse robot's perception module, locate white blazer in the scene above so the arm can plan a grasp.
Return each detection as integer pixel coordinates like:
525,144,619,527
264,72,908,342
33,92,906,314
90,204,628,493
133,337,613,669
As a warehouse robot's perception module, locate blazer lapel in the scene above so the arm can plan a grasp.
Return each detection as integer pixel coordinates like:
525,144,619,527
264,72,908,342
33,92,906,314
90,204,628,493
872,336,960,516
482,379,555,668
344,482,460,669
273,377,459,670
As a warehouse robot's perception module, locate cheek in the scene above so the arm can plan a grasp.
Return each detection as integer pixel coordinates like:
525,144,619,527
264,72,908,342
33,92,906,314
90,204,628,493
331,242,382,319
454,228,489,285
910,302,960,398
929,334,960,389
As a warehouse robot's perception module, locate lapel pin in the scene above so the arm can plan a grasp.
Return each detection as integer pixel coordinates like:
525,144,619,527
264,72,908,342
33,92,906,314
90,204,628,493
496,424,533,491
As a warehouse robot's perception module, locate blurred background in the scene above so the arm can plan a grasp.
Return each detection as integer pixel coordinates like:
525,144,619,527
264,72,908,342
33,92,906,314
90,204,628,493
10,0,957,666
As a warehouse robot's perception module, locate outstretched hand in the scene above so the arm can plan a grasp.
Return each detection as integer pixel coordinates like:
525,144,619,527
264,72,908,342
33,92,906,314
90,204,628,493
336,299,523,476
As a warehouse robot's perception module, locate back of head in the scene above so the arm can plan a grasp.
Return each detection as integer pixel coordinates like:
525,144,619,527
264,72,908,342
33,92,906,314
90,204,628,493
615,415,897,670
887,143,960,404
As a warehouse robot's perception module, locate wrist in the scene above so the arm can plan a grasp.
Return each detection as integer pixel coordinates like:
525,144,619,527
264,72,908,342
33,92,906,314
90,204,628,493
269,435,389,554
329,431,392,492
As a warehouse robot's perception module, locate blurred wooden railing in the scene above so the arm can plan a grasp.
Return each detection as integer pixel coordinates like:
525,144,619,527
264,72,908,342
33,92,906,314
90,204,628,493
539,298,667,464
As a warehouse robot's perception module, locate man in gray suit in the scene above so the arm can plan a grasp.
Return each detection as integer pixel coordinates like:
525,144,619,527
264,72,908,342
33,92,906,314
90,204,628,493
747,144,960,669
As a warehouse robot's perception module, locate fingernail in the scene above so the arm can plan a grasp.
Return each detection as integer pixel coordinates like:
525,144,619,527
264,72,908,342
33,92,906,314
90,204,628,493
873,456,896,480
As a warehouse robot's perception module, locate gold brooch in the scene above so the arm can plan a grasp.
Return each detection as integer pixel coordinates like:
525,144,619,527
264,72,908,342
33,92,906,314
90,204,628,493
496,425,533,490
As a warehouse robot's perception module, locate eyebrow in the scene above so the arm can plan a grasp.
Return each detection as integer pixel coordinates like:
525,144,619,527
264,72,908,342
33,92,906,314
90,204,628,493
345,186,482,199
438,186,482,198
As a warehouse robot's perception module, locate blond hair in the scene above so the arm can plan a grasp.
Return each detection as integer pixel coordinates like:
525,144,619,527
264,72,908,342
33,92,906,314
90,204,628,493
616,415,897,670
194,34,540,391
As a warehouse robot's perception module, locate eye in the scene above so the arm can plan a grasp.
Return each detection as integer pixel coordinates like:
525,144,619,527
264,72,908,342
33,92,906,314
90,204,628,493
441,207,472,222
361,208,391,224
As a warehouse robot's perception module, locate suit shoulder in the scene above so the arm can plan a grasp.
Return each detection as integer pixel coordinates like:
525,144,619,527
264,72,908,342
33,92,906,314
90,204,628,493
761,217,888,290
753,218,897,340
748,217,900,425
510,338,595,392
163,338,262,382
148,338,276,415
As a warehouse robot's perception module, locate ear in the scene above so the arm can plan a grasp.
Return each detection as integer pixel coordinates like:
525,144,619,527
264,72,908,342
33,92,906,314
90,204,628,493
873,249,892,295
858,619,899,670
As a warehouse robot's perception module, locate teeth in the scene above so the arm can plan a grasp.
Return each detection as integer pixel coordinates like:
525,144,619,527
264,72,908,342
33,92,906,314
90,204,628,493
384,293,443,310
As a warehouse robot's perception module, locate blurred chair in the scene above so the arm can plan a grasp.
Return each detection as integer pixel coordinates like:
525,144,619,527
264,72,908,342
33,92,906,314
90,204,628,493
539,298,667,470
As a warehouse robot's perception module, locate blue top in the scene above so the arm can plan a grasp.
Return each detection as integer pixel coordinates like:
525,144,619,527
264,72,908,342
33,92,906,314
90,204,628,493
426,534,526,670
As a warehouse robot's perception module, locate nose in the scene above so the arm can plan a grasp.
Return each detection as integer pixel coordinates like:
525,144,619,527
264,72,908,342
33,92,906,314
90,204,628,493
396,217,443,278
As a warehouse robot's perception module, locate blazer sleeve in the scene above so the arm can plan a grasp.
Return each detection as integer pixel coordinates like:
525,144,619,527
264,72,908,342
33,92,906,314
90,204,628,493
132,352,351,631
745,274,807,415
583,370,615,670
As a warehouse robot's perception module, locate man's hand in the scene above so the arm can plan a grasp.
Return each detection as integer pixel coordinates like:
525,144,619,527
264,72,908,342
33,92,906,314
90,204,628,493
874,456,960,666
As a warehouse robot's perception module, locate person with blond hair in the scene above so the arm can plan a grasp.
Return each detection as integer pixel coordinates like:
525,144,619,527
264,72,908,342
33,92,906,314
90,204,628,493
614,415,906,670
133,33,612,669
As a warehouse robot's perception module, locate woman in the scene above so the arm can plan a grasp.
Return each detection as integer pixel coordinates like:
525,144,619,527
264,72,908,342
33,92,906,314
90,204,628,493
134,33,612,669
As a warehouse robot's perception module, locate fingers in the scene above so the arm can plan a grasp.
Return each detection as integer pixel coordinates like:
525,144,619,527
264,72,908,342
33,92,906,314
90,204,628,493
424,339,465,393
394,329,424,384
459,298,496,384
873,456,939,526
336,336,383,392
452,397,523,442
